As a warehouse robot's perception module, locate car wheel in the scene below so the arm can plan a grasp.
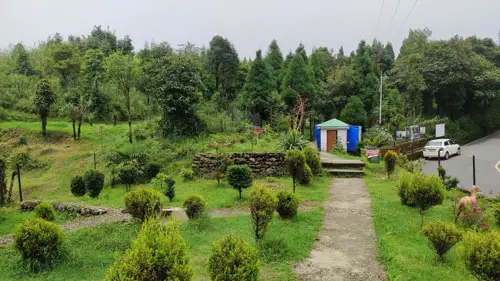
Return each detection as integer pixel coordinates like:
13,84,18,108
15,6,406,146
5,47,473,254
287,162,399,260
445,152,449,160
457,148,461,156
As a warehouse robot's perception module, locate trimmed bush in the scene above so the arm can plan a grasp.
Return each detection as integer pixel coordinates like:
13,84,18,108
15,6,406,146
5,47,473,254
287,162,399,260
463,232,500,281
423,221,462,261
143,162,161,181
276,190,299,219
456,205,489,232
70,175,85,197
304,146,321,175
209,235,259,281
119,165,137,191
397,173,445,227
249,186,278,240
299,163,312,185
227,164,253,199
107,218,193,281
164,176,176,202
14,218,62,270
285,150,305,193
183,195,206,219
181,168,194,182
83,169,105,198
34,202,56,221
124,188,162,221
384,151,397,178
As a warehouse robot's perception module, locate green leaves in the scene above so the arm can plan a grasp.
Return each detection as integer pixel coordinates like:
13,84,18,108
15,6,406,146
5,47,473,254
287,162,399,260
340,96,367,126
227,164,253,199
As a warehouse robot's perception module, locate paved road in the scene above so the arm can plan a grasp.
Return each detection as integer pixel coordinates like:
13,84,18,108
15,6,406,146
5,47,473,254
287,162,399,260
422,131,500,197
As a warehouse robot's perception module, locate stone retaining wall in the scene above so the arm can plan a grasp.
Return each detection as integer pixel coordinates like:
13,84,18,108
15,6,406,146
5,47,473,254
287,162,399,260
20,200,107,216
192,152,286,176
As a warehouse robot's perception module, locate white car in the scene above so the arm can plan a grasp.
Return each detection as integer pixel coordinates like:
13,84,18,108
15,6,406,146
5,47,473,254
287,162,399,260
423,139,461,160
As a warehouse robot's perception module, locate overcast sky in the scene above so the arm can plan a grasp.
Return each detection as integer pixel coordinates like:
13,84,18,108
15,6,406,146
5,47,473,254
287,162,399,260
0,0,498,58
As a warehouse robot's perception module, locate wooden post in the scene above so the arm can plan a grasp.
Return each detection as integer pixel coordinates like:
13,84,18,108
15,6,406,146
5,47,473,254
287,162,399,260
94,152,96,170
472,155,476,185
16,164,22,202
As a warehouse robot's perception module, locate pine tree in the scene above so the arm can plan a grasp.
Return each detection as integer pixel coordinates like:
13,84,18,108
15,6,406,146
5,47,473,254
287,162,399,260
282,52,314,111
264,40,284,92
244,50,275,124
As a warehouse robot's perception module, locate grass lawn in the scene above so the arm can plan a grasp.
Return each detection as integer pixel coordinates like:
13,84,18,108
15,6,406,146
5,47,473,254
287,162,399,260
364,162,498,281
0,208,323,281
0,208,75,236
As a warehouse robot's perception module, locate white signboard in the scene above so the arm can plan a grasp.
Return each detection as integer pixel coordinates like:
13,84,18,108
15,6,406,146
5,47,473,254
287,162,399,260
436,124,445,137
420,127,426,134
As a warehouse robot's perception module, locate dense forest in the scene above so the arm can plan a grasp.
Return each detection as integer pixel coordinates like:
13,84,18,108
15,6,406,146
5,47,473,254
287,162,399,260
1,26,499,143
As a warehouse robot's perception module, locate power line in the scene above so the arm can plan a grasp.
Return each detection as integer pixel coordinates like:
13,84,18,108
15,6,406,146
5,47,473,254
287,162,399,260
403,0,419,24
389,0,401,26
375,0,385,36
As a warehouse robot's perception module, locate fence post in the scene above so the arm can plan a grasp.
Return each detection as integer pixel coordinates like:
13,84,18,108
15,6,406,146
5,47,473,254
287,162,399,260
472,155,476,185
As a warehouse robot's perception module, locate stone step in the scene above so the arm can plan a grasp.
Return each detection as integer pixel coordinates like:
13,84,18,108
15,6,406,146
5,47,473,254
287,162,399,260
321,161,365,170
325,169,364,178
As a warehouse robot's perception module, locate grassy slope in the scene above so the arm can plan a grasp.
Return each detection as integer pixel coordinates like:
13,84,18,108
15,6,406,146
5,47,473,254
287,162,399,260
0,209,74,236
0,208,323,281
364,162,498,281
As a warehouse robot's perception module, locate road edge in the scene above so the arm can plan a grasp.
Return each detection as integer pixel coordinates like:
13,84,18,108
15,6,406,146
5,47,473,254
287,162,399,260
496,161,500,173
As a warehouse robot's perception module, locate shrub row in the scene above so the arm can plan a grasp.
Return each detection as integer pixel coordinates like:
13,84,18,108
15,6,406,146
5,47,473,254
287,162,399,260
70,170,105,198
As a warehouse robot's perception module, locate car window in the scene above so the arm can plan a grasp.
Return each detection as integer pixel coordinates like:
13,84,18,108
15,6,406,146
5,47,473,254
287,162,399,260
444,141,449,146
450,140,456,145
427,141,442,146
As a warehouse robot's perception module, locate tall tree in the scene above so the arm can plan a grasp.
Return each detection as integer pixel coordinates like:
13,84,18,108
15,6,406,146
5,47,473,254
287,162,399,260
295,43,308,62
34,79,56,137
243,50,274,125
352,40,379,116
310,47,335,86
282,52,314,112
81,49,106,118
104,53,139,143
151,54,203,136
340,96,367,126
12,43,34,75
45,42,81,88
117,35,134,54
206,36,240,101
137,42,173,105
264,40,284,92
86,25,117,55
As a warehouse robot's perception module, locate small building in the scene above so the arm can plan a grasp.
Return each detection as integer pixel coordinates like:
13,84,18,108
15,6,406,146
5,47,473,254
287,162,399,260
317,119,350,152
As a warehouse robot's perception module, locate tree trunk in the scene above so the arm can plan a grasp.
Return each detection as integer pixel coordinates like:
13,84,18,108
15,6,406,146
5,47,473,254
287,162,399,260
293,177,296,193
77,118,82,140
113,114,117,126
72,119,76,140
16,164,22,202
0,160,6,207
309,117,314,141
8,171,17,201
41,116,47,137
239,189,242,200
128,121,132,144
420,209,424,228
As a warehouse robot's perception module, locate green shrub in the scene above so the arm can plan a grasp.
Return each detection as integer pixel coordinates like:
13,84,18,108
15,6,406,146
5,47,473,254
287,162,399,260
227,164,253,199
209,235,259,281
494,204,500,226
437,165,446,181
143,162,161,182
70,175,86,197
124,188,162,221
19,136,28,146
423,221,462,261
279,131,308,151
181,168,194,182
285,150,305,193
463,232,500,281
249,186,277,240
83,169,105,198
164,176,176,202
119,165,137,191
183,194,206,219
34,202,56,221
107,218,193,281
14,218,62,270
384,151,397,178
299,163,312,185
304,146,321,175
276,190,299,219
397,173,445,226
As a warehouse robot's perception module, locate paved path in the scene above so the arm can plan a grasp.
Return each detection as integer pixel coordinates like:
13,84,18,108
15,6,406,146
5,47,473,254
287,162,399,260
423,131,500,196
294,178,387,281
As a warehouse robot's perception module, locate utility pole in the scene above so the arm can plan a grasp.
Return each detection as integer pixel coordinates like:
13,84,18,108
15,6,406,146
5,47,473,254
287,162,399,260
379,74,383,125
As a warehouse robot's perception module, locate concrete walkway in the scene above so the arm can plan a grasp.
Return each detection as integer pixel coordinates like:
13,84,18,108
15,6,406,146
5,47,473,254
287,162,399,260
294,178,387,281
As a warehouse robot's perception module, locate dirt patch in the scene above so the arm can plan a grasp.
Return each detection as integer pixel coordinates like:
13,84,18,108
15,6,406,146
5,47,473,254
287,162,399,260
294,178,387,281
